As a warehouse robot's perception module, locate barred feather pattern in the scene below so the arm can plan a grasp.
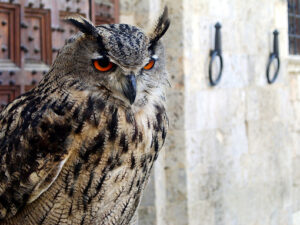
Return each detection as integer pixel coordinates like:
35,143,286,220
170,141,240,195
0,76,168,225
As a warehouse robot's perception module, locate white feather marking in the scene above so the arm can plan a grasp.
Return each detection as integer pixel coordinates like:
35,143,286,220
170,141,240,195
27,157,68,203
152,55,159,60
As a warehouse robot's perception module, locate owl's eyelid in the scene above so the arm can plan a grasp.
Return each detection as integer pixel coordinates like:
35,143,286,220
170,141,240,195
93,55,105,60
152,55,158,60
92,55,115,65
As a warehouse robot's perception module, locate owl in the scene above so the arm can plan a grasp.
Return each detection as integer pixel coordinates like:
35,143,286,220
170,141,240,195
0,7,170,225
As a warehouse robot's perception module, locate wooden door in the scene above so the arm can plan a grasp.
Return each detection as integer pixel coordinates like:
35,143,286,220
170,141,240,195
0,0,119,110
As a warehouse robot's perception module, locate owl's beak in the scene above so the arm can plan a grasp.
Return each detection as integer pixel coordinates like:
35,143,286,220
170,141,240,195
123,74,136,104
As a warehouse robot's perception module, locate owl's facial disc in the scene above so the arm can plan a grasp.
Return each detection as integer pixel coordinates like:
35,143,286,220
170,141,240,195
92,55,137,104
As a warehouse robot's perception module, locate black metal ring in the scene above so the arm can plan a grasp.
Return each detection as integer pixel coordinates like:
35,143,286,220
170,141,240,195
209,51,223,86
266,53,280,84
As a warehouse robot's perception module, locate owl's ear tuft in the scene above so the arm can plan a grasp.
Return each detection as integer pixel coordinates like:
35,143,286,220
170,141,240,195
149,6,170,48
65,15,106,53
65,15,99,37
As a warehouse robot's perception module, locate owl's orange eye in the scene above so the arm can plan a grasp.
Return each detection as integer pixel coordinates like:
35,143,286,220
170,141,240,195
93,57,114,72
143,59,155,70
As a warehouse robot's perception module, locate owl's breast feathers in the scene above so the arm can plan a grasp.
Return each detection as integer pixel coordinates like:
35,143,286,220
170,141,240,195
0,81,168,224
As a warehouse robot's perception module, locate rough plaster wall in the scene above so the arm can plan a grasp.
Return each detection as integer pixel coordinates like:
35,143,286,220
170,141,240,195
120,0,296,225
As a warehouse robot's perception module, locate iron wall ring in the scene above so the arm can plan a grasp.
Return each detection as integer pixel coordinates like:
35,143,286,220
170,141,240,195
266,53,280,84
209,51,223,86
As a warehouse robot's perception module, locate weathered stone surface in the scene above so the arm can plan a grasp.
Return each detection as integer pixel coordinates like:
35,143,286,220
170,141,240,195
246,86,293,122
167,90,184,130
137,207,156,225
163,129,188,208
186,89,246,131
138,173,156,225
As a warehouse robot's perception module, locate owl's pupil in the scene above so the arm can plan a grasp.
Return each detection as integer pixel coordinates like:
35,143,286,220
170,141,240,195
98,57,110,67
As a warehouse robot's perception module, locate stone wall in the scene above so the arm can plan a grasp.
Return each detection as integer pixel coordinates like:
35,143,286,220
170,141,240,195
184,0,294,225
289,54,300,224
119,0,299,224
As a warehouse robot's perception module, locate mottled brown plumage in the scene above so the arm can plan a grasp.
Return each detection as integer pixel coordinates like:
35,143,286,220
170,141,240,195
0,7,170,225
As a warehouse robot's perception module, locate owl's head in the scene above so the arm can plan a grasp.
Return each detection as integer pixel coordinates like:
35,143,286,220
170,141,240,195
51,7,170,107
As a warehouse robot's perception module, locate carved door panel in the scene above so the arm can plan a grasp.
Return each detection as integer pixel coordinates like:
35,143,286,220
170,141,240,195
92,0,119,25
0,0,119,111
